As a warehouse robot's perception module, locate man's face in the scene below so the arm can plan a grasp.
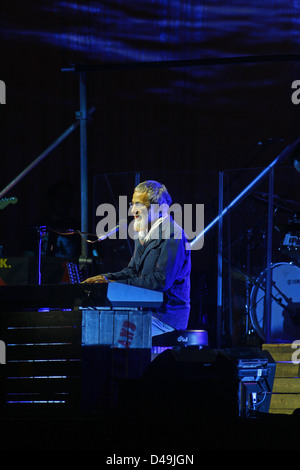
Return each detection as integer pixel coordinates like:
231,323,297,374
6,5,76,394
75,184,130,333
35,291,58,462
130,191,150,232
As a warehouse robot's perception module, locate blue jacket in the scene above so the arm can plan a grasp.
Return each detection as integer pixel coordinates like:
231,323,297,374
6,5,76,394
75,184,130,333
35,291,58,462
104,216,191,330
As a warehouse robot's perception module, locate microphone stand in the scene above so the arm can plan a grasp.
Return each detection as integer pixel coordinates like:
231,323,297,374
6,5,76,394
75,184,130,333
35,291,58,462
36,226,47,285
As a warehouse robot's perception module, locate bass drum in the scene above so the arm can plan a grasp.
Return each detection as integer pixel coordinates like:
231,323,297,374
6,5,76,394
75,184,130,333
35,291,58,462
249,262,300,342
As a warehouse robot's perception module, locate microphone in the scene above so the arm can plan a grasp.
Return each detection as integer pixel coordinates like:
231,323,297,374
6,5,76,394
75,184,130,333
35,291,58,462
97,219,127,241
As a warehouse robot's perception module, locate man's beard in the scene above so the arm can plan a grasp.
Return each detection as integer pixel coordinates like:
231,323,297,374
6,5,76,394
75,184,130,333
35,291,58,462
133,213,149,233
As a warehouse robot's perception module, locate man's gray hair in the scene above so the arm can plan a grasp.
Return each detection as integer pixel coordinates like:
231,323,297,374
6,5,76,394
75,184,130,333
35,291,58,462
134,180,172,206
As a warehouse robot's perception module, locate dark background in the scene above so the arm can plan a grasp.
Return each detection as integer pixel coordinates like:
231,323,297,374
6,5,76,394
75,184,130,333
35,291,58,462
0,0,300,346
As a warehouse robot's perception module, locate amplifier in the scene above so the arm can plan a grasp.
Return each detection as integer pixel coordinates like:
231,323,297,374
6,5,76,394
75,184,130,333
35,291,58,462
218,347,276,417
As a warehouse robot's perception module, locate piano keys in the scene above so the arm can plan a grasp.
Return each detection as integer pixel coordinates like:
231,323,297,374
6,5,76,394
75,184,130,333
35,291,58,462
0,282,163,310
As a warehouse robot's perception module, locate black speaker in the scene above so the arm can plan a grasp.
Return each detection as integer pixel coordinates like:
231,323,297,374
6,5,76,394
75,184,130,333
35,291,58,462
119,348,240,420
119,347,276,423
217,347,276,417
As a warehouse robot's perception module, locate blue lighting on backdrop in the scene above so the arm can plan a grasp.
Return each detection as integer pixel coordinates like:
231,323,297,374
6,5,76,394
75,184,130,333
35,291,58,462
3,0,300,60
2,0,299,108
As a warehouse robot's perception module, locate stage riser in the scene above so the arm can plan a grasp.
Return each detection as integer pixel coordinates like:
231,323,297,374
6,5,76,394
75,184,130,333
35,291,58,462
0,308,152,417
263,344,300,414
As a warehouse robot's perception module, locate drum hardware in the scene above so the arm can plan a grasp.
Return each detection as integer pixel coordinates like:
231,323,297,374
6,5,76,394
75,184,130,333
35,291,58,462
279,233,300,261
285,300,300,327
249,263,300,342
282,233,300,248
278,214,300,262
253,192,300,214
245,272,295,337
225,224,270,342
261,272,292,302
260,278,300,327
228,217,300,342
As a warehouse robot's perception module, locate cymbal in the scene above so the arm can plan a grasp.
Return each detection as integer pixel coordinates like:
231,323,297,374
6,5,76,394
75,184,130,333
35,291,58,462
253,191,300,207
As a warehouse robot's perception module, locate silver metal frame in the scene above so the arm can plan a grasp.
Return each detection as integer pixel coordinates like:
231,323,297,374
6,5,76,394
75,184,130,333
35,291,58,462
190,137,300,345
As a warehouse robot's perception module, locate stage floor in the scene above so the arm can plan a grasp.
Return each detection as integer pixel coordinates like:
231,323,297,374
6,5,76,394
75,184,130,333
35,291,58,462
1,407,300,451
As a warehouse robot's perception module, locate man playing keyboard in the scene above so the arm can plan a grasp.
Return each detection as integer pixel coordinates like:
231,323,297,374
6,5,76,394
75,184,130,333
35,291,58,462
83,180,191,337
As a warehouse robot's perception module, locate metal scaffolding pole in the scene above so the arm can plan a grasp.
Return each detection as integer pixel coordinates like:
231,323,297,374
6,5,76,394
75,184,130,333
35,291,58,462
79,72,89,258
217,171,224,348
0,117,82,199
264,168,274,343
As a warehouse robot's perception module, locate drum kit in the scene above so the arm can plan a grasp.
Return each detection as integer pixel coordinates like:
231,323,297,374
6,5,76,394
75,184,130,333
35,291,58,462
248,204,300,343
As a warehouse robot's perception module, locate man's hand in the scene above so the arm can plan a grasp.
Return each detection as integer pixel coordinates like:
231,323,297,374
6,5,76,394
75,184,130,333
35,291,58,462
81,275,109,284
